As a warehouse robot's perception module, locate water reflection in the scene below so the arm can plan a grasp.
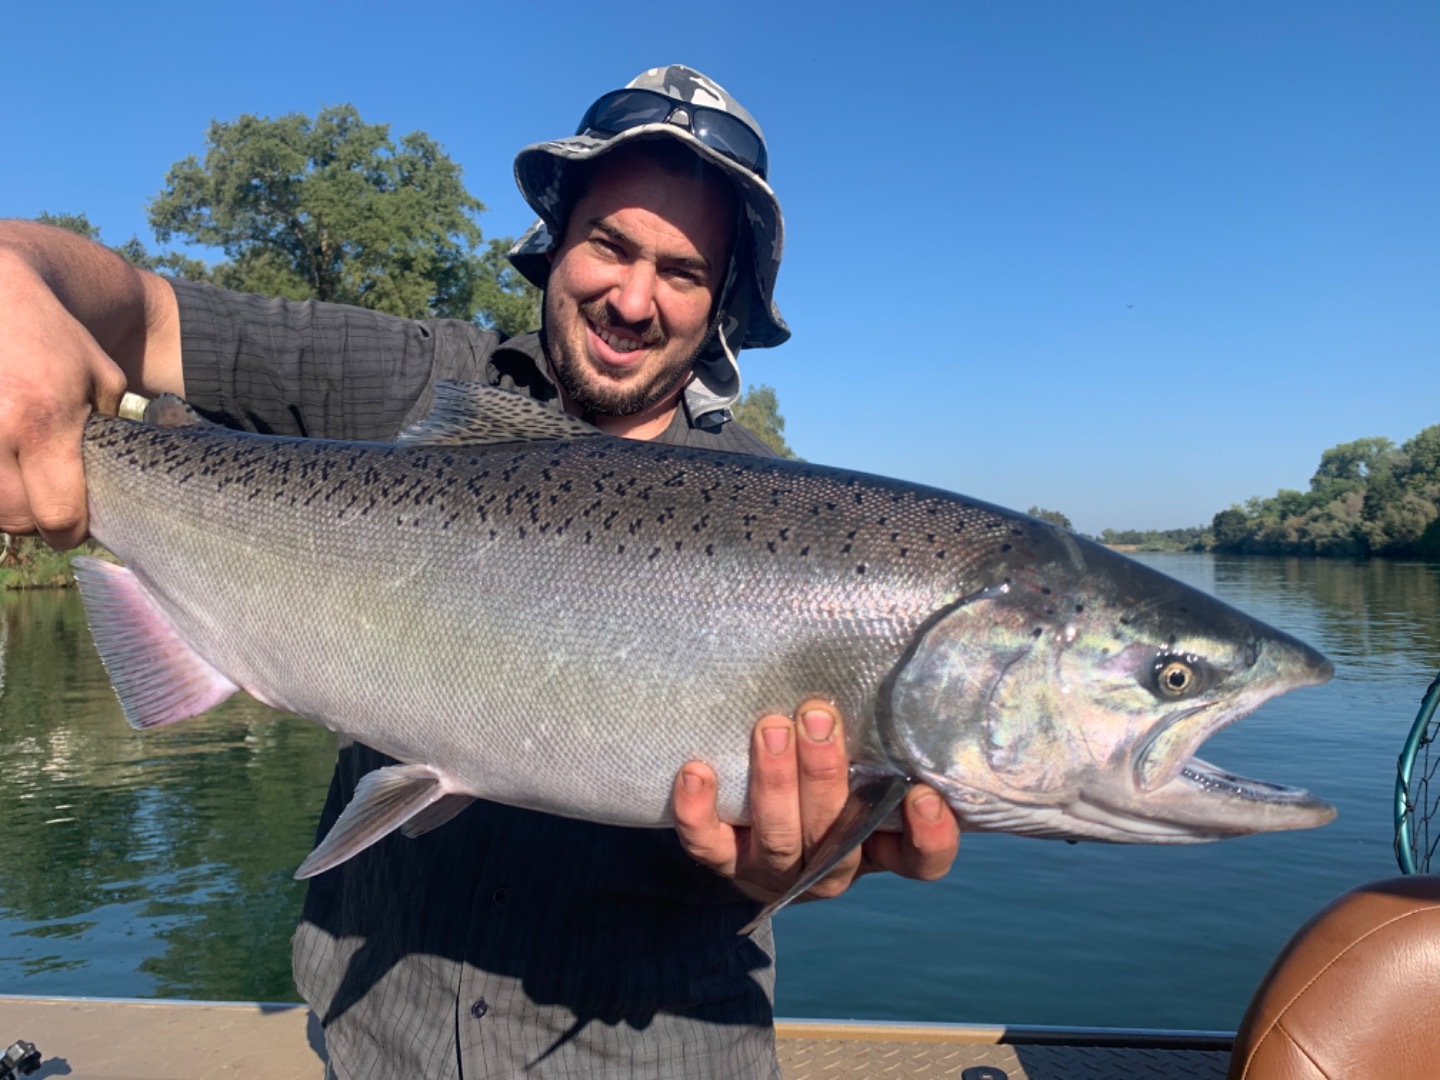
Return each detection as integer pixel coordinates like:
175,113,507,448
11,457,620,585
0,589,334,1000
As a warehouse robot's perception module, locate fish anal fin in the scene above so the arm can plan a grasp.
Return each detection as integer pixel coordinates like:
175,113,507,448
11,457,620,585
400,793,476,839
738,772,914,935
71,556,238,729
295,764,449,878
397,381,604,446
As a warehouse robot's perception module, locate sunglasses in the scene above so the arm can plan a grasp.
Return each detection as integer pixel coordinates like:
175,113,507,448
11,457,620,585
576,88,769,181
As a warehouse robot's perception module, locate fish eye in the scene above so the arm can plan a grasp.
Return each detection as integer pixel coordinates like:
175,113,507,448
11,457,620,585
1148,653,1207,700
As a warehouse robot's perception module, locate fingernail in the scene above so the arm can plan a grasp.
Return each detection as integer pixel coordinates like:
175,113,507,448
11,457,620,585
680,768,704,795
799,708,835,743
761,724,791,755
914,793,943,822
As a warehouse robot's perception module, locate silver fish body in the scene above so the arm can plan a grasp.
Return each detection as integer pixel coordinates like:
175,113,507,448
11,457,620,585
75,385,1335,885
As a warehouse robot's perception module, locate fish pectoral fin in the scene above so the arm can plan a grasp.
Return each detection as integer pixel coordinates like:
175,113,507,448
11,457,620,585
295,764,449,879
400,793,476,838
71,556,239,729
397,381,605,446
738,773,914,936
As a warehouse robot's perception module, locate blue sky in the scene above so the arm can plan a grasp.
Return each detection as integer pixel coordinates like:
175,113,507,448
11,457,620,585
4,1,1435,534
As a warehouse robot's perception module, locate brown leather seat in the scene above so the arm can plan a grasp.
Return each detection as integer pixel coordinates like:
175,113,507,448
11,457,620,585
1228,874,1440,1079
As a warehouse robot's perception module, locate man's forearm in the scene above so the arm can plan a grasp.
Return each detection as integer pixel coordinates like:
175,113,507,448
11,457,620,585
0,219,183,397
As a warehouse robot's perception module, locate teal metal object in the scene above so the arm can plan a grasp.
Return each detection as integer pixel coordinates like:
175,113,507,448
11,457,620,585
1395,671,1440,874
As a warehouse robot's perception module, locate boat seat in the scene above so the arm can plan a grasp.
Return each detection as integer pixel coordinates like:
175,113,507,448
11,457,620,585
1228,874,1440,1079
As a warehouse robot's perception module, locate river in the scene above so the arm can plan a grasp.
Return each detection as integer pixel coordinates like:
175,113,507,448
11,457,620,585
1,554,1435,1029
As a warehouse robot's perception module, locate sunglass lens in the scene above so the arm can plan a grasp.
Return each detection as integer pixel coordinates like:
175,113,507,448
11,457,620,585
690,111,766,178
584,90,672,135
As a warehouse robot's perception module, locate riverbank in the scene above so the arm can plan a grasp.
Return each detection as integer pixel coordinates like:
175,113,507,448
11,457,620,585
0,535,112,589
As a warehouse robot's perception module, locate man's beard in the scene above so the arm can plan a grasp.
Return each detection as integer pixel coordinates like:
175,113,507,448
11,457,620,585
545,296,710,419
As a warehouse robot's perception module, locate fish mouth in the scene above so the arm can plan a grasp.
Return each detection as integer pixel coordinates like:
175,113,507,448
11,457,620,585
1124,704,1335,838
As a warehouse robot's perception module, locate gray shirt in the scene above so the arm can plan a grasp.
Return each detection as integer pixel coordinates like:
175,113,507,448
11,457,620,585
173,280,782,1080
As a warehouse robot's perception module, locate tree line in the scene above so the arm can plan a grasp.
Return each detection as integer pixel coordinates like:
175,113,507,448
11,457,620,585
1035,425,1440,558
1210,426,1440,558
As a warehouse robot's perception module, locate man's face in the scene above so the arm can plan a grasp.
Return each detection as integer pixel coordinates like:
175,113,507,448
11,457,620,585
544,152,735,419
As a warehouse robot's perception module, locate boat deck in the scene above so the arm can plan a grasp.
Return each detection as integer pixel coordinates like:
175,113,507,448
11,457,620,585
0,996,1232,1079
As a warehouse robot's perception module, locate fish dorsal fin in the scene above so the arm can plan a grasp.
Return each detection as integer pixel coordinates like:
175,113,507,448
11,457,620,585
397,381,604,446
141,393,211,429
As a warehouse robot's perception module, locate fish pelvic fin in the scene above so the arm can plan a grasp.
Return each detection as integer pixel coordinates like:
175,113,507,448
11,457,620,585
71,556,239,729
738,772,913,936
397,381,605,446
400,793,476,838
295,763,450,878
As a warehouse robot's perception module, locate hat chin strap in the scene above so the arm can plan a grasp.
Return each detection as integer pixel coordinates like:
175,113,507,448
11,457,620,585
683,313,743,430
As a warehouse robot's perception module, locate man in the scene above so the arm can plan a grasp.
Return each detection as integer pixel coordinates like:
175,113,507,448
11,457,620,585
0,66,959,1078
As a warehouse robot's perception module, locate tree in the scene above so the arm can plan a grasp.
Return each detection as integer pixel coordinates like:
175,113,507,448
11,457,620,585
35,210,101,241
1027,506,1072,530
731,384,797,459
470,237,541,336
147,105,520,324
1312,437,1395,488
1212,508,1249,550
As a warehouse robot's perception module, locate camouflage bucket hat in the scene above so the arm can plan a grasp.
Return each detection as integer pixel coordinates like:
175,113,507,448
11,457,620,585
509,65,788,351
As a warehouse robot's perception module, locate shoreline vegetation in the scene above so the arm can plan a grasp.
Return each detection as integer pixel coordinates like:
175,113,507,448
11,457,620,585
1039,424,1440,560
0,538,112,590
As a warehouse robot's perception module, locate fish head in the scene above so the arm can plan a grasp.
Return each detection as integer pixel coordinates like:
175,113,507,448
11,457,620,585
885,525,1335,843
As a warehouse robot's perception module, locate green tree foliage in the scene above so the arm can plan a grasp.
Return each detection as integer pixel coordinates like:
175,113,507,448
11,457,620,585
1210,424,1440,557
471,237,542,336
36,210,101,240
146,105,534,326
731,384,798,459
1026,506,1072,530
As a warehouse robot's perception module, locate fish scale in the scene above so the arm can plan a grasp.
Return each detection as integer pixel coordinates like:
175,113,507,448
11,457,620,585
74,383,1335,909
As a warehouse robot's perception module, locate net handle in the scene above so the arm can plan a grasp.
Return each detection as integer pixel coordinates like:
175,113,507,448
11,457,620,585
1395,670,1440,874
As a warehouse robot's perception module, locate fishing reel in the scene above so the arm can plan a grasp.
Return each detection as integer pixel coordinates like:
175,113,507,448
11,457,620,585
0,1040,40,1079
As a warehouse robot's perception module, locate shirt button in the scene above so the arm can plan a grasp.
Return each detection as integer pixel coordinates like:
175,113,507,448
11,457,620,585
492,887,508,906
470,998,489,1020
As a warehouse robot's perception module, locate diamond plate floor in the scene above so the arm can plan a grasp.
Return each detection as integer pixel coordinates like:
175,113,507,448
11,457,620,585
778,1036,1229,1079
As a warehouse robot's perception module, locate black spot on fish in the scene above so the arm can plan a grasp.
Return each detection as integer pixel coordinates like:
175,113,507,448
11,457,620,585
1001,543,1012,552
856,564,867,575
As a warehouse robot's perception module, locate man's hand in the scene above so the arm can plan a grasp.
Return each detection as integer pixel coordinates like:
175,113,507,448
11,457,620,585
672,699,960,907
0,222,182,549
0,268,126,547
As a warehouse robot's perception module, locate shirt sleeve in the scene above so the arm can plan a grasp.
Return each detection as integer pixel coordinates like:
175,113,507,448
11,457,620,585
173,279,503,442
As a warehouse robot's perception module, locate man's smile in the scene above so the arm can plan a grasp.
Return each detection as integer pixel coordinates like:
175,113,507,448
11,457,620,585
587,319,648,366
